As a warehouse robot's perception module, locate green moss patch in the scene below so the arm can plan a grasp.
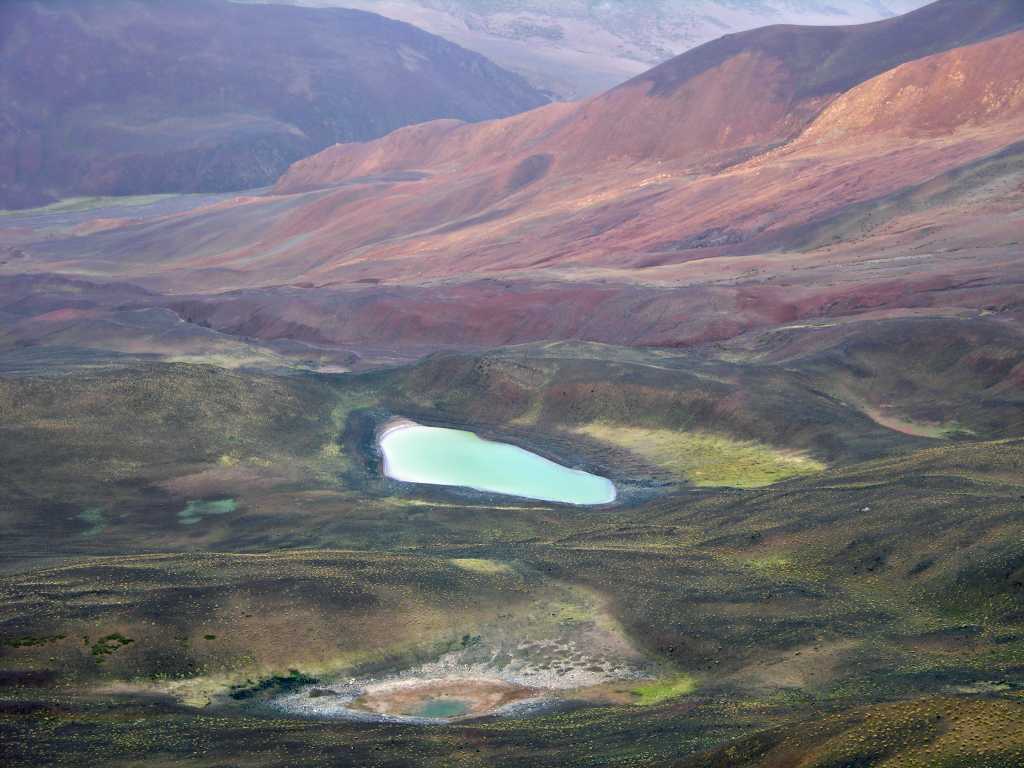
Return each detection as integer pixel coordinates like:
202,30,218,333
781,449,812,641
2,634,66,649
630,674,698,706
90,633,134,659
229,670,318,701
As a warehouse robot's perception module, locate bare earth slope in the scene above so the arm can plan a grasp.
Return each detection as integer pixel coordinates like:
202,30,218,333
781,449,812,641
0,0,547,209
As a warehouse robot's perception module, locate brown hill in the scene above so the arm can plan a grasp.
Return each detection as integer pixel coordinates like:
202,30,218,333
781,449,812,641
277,0,1024,193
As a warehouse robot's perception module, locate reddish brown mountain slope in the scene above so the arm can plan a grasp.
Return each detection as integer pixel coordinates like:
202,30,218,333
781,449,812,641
275,102,577,195
41,26,1021,286
797,32,1024,142
561,0,1024,166
3,2,1023,354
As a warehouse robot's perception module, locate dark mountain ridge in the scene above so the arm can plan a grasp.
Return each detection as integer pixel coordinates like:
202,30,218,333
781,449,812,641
637,0,1024,100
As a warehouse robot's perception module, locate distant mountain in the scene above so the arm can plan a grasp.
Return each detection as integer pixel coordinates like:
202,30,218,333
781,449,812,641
0,0,548,209
277,0,1024,184
243,0,932,98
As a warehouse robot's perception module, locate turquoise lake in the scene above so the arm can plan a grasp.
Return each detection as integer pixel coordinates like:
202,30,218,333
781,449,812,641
379,424,616,505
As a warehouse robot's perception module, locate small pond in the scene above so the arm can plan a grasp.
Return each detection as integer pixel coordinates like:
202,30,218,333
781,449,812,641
416,698,469,718
274,676,542,724
379,421,616,505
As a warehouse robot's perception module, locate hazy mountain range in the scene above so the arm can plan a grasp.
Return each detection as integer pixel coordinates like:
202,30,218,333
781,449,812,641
0,0,547,209
239,0,932,97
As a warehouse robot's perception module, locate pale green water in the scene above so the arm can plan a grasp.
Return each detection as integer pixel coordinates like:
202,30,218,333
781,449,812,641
417,699,469,719
380,424,616,505
178,498,238,526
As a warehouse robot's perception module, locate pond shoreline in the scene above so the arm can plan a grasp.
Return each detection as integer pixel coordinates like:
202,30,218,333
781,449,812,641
377,417,618,506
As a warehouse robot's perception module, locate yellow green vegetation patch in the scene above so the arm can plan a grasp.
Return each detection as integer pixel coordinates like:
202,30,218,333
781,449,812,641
449,558,514,575
574,424,825,488
745,555,794,571
630,674,698,706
